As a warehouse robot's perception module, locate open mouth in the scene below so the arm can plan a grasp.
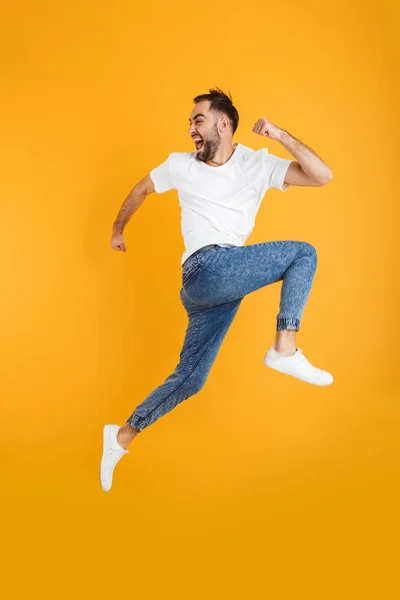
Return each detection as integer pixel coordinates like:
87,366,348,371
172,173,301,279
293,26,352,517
194,138,204,151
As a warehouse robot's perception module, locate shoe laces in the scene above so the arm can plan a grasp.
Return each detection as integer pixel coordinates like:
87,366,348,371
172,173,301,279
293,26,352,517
105,447,125,465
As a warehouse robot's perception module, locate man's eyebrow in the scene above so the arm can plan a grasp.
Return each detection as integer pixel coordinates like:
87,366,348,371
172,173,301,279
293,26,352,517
188,113,206,123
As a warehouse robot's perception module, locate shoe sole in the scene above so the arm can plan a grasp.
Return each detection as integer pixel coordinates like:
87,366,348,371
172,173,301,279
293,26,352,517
100,425,112,492
264,358,334,386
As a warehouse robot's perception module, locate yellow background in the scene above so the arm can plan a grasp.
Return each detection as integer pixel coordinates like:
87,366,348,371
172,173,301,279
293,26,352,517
1,0,399,597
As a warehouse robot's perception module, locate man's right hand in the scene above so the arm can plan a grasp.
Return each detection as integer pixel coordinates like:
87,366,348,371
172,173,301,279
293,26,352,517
110,231,127,252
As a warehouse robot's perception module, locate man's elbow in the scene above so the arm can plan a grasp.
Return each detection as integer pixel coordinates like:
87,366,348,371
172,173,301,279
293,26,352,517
315,171,333,186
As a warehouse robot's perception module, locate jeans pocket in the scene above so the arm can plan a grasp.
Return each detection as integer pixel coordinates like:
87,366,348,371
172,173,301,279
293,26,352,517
182,257,202,286
196,246,221,275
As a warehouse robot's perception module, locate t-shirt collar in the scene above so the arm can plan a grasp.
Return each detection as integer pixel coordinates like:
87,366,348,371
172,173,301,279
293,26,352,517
195,142,241,171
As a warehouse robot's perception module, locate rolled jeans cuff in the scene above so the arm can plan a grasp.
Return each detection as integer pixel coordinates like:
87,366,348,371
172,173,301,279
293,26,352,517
126,416,146,432
277,317,300,331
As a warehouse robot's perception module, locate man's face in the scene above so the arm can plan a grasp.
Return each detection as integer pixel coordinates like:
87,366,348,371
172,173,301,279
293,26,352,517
188,100,222,162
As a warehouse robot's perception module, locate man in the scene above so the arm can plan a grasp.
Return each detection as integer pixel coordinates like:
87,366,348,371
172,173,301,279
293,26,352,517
100,88,334,492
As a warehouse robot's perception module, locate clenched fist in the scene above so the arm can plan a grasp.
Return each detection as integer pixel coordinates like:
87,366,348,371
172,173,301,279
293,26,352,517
111,231,126,252
252,118,282,141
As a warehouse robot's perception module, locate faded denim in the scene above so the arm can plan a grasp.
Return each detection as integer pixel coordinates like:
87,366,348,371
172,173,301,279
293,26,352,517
126,241,317,432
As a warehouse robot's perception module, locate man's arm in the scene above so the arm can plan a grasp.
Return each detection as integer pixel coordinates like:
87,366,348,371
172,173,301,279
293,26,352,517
113,174,155,234
252,118,333,186
111,174,155,252
278,129,333,186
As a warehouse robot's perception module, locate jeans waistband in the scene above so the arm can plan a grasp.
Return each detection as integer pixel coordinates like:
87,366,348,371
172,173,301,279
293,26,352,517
182,245,219,269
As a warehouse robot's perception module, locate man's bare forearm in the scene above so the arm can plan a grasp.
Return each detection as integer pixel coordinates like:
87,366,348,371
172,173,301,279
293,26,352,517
277,129,333,182
113,187,147,234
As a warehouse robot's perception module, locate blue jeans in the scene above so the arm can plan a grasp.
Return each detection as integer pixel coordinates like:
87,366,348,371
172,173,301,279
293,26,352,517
126,241,317,432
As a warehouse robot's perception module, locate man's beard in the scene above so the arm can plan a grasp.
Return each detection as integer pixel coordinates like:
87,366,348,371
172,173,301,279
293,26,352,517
196,127,221,162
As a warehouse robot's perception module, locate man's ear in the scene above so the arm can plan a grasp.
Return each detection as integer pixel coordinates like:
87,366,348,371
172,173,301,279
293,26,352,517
220,115,229,132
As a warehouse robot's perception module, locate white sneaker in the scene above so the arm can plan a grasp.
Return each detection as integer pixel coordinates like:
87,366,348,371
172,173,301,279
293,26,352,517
100,424,129,492
264,346,334,386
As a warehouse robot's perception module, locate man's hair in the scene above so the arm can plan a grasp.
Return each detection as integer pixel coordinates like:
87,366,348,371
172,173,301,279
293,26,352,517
193,87,239,135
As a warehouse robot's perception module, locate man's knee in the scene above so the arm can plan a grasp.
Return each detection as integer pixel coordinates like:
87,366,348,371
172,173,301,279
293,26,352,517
191,376,207,395
189,366,212,395
302,242,318,266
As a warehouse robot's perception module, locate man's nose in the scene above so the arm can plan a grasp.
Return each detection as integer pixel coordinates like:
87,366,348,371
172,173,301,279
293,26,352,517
188,125,196,136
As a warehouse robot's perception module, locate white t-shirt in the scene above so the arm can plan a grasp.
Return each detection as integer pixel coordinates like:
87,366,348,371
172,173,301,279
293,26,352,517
149,142,294,265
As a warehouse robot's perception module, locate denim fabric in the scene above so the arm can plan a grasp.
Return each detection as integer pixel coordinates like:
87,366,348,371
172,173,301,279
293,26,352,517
126,241,317,432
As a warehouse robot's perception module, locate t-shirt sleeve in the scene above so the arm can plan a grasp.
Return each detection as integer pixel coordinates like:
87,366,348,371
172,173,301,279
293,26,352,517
149,152,176,194
260,148,294,193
